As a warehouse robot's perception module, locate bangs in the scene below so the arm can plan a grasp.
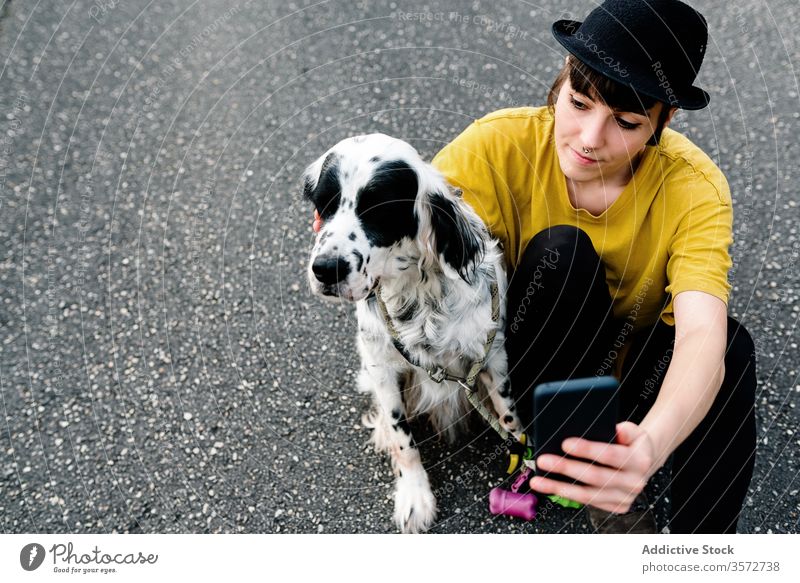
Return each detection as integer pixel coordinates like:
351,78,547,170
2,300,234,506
567,56,657,115
546,55,673,147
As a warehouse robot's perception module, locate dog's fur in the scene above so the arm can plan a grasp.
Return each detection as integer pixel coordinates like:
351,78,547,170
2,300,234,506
303,133,522,533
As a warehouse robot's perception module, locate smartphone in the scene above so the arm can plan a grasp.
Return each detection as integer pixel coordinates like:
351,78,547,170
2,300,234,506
532,376,620,484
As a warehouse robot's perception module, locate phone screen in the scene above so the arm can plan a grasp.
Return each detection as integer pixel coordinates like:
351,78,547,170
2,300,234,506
532,376,620,484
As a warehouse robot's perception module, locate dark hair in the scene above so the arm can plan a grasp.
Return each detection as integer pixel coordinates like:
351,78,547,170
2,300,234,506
547,55,674,146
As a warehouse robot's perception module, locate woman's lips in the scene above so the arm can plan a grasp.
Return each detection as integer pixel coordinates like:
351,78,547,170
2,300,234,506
570,147,600,165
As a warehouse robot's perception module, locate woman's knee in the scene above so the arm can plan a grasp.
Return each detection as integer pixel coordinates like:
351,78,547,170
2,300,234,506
726,317,756,360
719,317,757,404
517,225,597,274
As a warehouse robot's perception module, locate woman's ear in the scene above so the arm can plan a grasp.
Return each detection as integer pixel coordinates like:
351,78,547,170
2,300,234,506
647,104,679,146
662,106,678,129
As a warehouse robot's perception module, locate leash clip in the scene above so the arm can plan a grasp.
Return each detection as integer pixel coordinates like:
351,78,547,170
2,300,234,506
456,379,474,394
429,367,447,383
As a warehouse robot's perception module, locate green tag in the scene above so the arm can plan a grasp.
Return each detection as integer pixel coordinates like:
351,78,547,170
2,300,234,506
547,494,584,509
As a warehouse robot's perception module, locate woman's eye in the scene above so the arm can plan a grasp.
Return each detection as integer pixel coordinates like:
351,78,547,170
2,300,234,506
570,96,586,110
616,119,640,130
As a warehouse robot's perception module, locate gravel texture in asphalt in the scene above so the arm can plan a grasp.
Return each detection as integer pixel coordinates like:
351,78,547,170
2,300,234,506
0,0,798,533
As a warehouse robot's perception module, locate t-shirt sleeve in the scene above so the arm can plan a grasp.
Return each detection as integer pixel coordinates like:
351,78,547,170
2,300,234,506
661,172,733,326
431,120,511,261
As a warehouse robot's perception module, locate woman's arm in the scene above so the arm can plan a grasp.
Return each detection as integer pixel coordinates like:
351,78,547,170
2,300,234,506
639,290,728,471
529,290,729,513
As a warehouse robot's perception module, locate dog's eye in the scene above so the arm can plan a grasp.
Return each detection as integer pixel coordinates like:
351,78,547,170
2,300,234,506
356,189,392,220
356,190,417,248
356,161,419,247
357,183,416,225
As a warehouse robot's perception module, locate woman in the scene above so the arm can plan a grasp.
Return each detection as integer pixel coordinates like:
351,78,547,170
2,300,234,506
312,0,757,533
429,0,756,533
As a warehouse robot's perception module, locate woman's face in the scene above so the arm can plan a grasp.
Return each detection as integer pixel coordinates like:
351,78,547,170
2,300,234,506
553,76,674,186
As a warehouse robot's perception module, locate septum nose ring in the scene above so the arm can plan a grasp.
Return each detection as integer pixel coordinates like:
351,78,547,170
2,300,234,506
582,147,592,154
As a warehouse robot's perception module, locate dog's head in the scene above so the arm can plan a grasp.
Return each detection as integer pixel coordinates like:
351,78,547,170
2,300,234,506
303,133,485,302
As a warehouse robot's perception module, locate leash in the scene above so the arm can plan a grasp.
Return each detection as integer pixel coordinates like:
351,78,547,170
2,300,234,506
372,267,511,442
373,268,571,517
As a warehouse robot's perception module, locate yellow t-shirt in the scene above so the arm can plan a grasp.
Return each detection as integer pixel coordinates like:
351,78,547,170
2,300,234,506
431,106,733,332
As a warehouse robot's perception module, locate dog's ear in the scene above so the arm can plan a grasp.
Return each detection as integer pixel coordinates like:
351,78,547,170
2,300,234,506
418,183,485,283
303,152,341,218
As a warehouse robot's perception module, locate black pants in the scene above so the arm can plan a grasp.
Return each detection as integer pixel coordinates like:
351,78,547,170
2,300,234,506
505,225,757,533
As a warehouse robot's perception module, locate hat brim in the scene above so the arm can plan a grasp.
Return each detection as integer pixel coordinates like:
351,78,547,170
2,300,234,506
551,20,710,110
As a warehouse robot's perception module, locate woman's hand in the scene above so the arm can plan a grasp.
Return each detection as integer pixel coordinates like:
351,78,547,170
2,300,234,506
312,209,323,233
529,421,659,513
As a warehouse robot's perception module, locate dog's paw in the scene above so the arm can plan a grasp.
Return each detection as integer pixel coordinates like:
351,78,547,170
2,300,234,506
362,409,395,454
500,411,523,437
393,471,437,533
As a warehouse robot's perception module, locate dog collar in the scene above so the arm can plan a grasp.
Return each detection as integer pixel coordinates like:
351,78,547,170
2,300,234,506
372,265,510,442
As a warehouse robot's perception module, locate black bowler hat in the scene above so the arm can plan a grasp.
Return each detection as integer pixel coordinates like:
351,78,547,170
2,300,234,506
552,0,710,110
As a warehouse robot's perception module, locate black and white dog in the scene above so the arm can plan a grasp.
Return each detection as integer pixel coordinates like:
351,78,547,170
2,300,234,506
303,133,523,533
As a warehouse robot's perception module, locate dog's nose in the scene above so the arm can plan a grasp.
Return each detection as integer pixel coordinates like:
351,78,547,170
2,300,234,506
312,255,351,285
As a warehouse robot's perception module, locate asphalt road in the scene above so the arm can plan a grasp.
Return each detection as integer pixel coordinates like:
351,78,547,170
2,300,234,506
0,0,798,534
